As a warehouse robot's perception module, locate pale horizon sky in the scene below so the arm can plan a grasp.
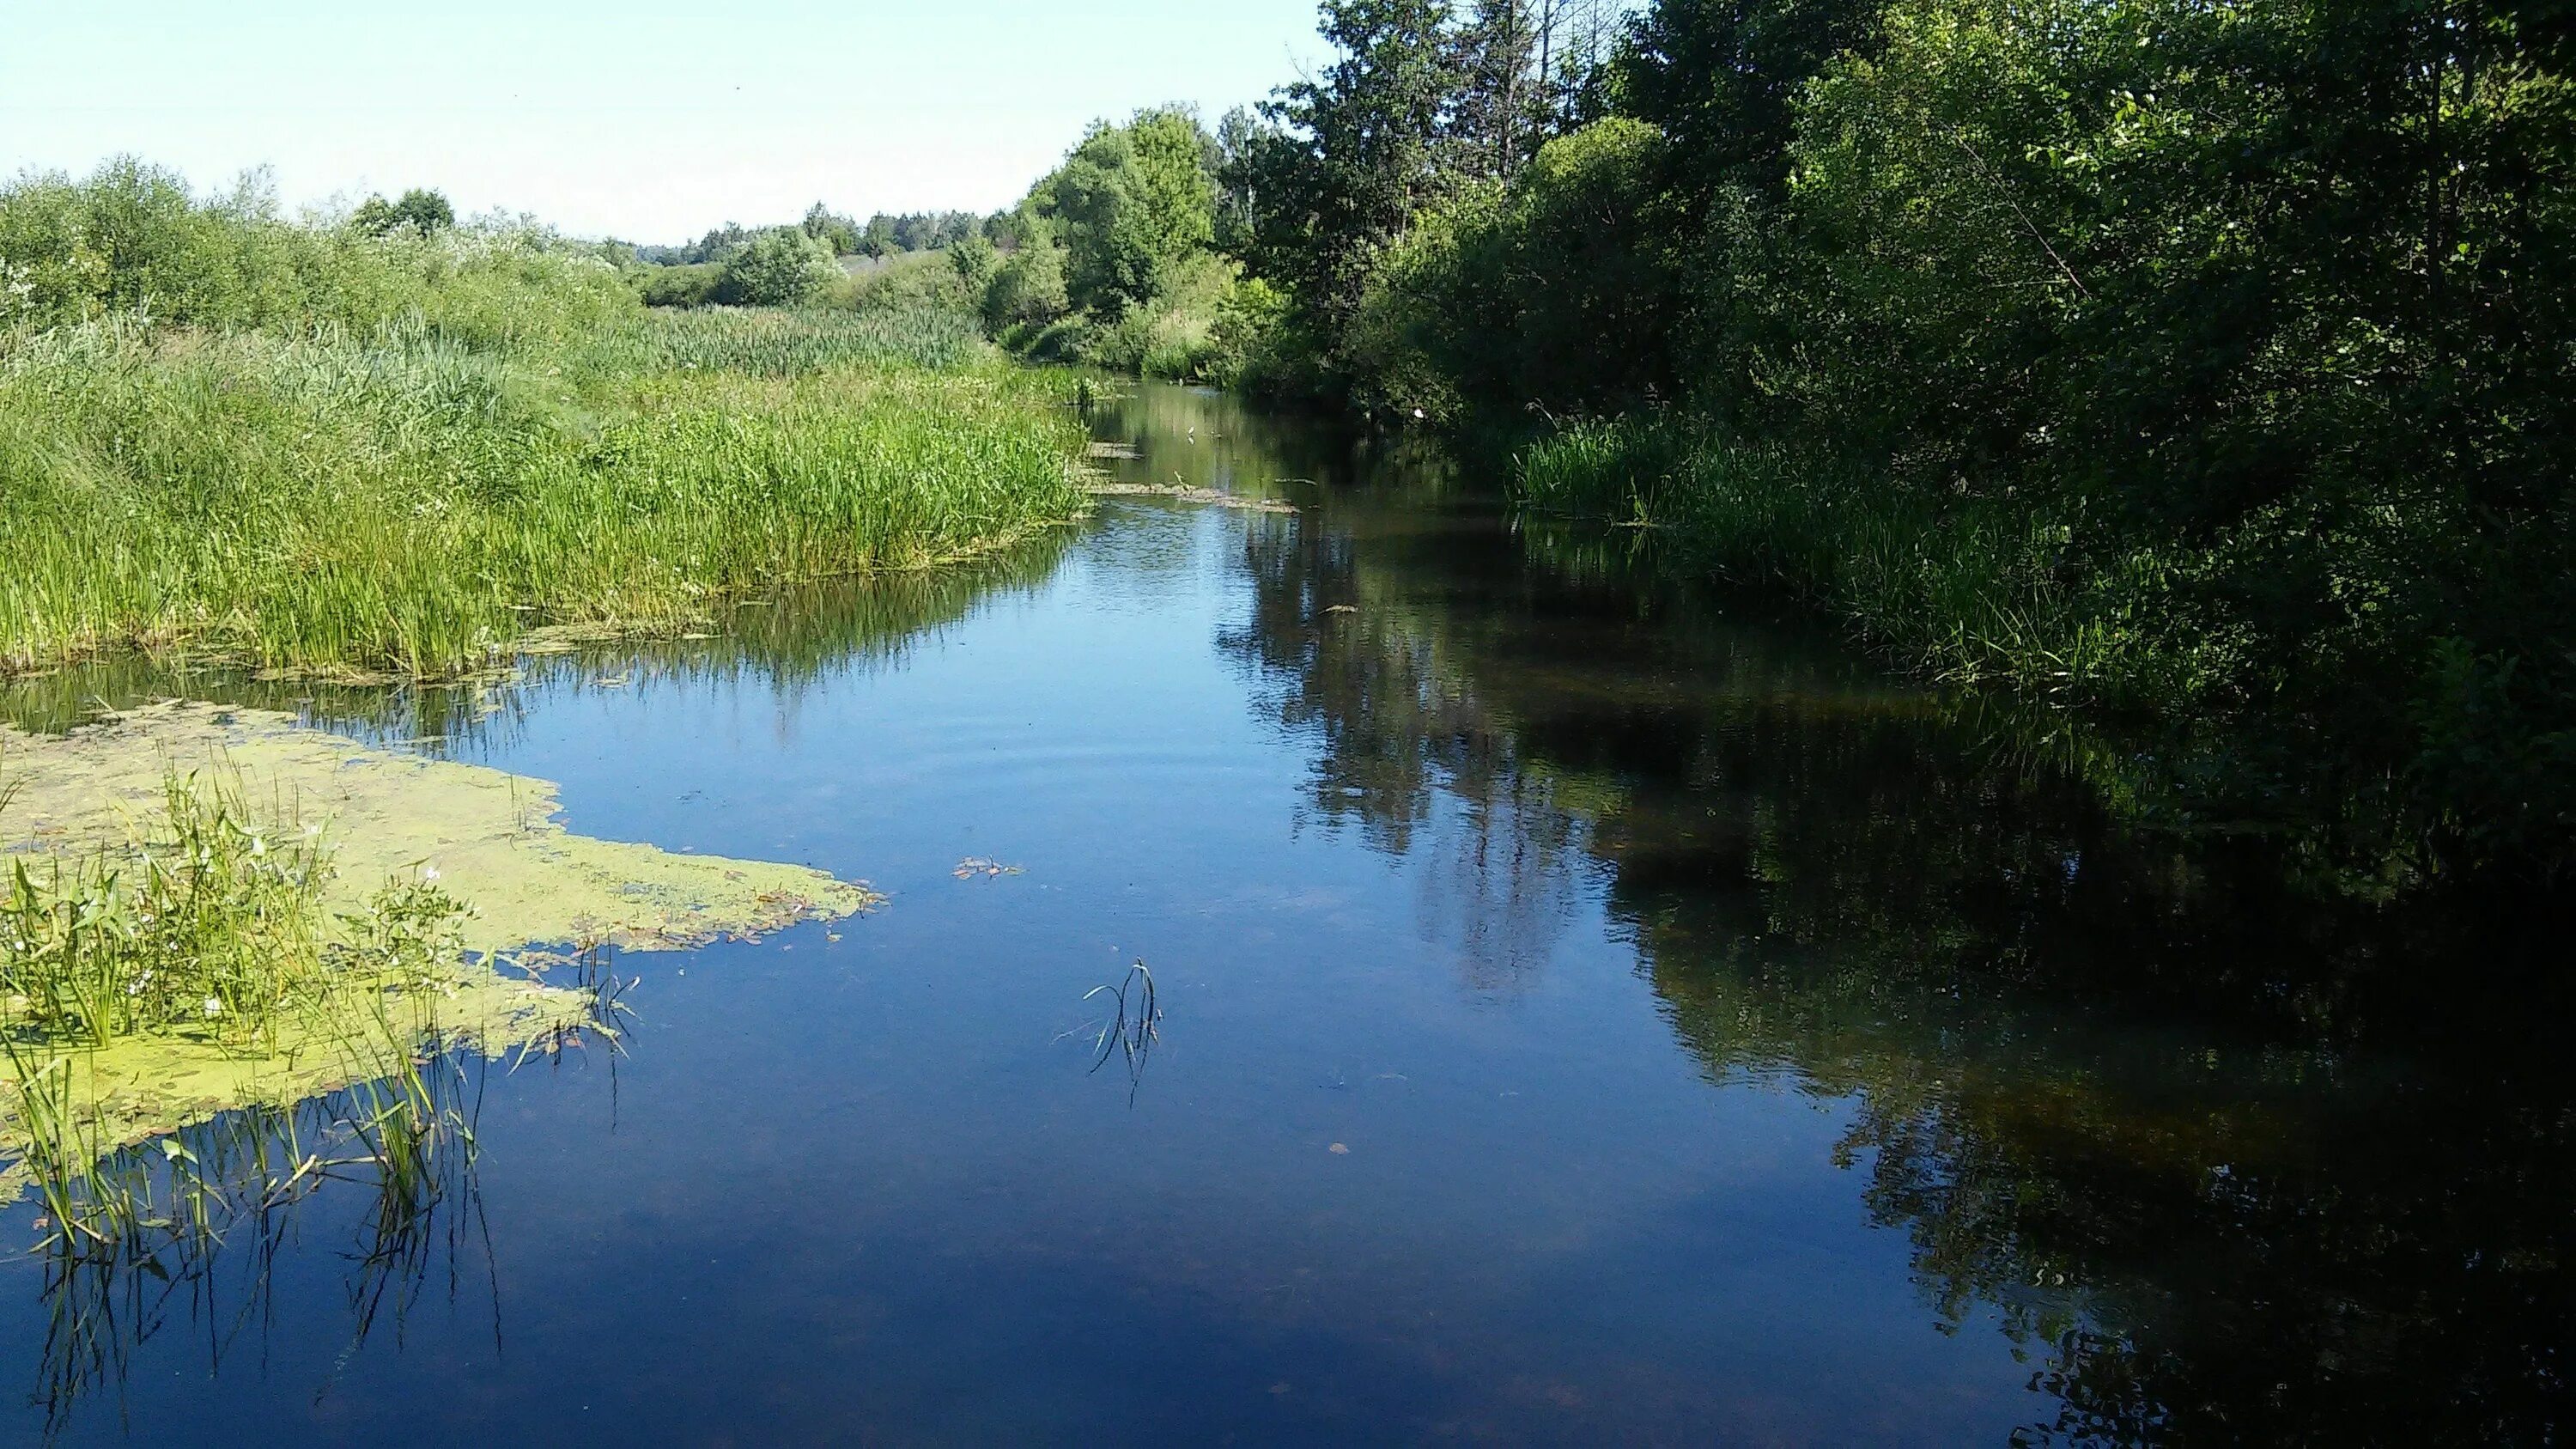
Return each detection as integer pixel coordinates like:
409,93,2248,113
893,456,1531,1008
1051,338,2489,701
1,1,1331,243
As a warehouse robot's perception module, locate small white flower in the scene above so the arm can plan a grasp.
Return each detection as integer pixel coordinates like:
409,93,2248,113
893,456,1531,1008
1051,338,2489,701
422,866,440,882
202,996,223,1018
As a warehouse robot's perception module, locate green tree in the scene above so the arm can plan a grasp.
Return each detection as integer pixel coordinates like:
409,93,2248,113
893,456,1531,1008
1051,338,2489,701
800,203,861,256
1225,0,1462,325
1032,107,1219,314
714,228,838,306
352,187,457,238
1449,0,1543,179
981,238,1071,331
950,233,1000,292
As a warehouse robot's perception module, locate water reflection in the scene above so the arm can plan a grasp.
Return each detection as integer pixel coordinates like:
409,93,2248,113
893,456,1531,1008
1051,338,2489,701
0,528,1076,756
1081,381,2576,1444
27,1051,494,1440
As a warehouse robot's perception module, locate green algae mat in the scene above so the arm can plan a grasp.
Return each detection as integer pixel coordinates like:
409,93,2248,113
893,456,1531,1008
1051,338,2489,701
0,700,878,1179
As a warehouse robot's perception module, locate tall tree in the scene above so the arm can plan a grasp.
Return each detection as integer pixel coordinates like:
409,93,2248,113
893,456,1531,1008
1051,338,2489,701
1618,0,1888,206
1226,0,1462,323
1451,0,1543,178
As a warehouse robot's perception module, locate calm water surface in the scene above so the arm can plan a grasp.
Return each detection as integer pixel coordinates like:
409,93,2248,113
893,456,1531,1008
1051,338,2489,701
0,383,2564,1445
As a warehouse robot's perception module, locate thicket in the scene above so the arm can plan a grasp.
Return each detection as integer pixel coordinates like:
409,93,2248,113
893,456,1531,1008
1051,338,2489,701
1166,0,2576,880
0,161,1087,680
979,107,1289,385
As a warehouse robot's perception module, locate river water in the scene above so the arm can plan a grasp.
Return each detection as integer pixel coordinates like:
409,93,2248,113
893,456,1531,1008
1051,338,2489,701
0,381,2563,1444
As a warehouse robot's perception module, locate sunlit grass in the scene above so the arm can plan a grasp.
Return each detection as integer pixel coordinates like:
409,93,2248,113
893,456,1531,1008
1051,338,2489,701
0,313,1087,679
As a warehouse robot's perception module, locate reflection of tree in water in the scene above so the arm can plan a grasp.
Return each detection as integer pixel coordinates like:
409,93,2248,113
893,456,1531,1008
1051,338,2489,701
1221,497,1589,990
1220,463,2571,1443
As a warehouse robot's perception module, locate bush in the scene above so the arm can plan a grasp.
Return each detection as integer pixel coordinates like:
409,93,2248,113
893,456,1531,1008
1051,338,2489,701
714,228,838,307
636,261,722,308
830,247,978,314
1342,118,1674,419
0,159,633,350
981,241,1071,331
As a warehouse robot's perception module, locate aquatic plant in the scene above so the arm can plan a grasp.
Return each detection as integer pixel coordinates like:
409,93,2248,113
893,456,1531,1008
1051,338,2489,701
0,316,1087,679
1078,961,1163,1105
21,1034,516,1438
0,162,1090,683
1,768,345,1050
612,303,988,375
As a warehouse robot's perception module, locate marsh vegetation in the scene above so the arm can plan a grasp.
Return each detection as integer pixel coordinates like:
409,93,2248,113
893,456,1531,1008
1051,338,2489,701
0,164,1088,682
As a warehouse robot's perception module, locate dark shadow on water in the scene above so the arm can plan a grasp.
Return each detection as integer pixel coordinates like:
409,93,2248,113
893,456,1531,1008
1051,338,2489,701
1080,379,2576,1445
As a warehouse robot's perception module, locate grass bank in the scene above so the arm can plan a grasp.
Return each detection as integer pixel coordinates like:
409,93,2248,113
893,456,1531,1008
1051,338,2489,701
0,310,1085,680
0,161,1091,681
1513,416,2574,881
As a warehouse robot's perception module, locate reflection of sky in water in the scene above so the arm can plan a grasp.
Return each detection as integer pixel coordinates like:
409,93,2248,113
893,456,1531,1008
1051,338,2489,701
0,383,2561,1446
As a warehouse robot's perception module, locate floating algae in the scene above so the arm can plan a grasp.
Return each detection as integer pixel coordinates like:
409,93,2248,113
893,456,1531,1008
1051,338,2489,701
0,701,877,953
0,700,878,1188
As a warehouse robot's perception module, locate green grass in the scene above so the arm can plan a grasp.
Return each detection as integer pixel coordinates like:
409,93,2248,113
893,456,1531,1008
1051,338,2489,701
613,302,988,374
1515,417,2221,708
0,767,457,1050
0,310,1086,679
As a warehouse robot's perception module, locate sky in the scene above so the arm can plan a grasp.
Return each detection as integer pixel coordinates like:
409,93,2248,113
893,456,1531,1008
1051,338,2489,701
0,1,1330,243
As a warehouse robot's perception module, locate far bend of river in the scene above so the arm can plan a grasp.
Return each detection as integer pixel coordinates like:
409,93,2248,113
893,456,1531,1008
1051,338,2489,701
0,381,2566,1446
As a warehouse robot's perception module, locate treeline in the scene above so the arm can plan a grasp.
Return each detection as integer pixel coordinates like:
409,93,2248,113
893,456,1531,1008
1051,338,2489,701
623,204,1008,310
1128,0,2570,883
631,205,992,267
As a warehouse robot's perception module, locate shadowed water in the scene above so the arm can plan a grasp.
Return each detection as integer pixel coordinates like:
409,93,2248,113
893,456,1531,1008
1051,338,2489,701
0,381,2563,1445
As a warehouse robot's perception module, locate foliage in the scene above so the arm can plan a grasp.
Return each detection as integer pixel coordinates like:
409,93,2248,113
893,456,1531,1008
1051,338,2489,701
1182,0,2576,877
830,247,981,315
981,237,1072,332
0,162,1086,680
0,315,1082,678
0,768,481,1051
639,208,984,266
1226,0,1463,330
714,228,839,306
1029,107,1219,314
1079,253,1251,381
949,233,999,293
349,188,456,239
0,159,633,346
1343,116,1671,418
635,260,721,307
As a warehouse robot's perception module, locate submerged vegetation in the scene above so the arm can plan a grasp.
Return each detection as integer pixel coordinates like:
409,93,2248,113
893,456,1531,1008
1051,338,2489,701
0,161,1089,682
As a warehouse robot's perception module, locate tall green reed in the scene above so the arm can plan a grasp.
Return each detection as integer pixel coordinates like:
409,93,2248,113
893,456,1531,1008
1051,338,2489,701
0,312,1086,679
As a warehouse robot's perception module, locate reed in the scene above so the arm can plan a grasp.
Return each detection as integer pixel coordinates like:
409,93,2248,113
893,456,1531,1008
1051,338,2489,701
1515,417,2215,706
0,314,1087,679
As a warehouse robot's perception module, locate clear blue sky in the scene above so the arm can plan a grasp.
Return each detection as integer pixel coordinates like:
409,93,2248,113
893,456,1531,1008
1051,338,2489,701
0,1,1330,242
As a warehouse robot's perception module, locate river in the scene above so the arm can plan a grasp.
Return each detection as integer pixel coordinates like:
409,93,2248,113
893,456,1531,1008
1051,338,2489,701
0,381,2562,1444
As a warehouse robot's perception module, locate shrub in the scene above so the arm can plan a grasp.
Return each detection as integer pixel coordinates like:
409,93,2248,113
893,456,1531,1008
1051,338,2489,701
636,261,722,308
714,228,838,307
982,240,1071,330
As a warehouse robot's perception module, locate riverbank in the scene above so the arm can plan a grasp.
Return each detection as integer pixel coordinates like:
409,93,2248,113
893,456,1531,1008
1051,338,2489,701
0,166,1091,683
0,310,1087,682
